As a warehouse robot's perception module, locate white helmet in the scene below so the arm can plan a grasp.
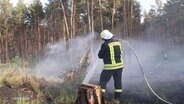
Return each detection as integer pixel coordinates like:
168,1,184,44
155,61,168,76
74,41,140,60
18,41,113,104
100,30,114,40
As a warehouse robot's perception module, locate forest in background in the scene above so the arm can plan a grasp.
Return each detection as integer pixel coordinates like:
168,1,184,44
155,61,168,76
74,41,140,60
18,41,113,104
0,0,183,63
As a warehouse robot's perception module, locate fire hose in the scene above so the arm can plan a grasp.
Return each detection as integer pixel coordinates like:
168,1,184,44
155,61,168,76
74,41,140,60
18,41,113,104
120,39,173,104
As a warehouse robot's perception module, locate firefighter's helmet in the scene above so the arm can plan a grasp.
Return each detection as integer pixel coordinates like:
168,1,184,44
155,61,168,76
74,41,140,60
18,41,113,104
100,30,114,40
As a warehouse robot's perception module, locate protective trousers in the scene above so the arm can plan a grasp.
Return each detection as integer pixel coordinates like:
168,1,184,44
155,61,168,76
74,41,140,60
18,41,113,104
99,68,123,99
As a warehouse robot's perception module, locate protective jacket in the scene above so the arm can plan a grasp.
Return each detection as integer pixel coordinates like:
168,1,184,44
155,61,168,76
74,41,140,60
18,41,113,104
98,39,124,70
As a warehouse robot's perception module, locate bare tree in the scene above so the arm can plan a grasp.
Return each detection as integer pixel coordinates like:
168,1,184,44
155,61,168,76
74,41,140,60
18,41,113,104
87,0,92,32
112,0,116,29
61,1,70,40
99,0,103,31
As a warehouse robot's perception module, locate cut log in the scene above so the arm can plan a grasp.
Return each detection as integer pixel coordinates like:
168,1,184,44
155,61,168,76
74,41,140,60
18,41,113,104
75,84,105,104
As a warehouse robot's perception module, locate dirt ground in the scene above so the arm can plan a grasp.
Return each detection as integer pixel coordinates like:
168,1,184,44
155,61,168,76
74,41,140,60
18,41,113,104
0,86,34,104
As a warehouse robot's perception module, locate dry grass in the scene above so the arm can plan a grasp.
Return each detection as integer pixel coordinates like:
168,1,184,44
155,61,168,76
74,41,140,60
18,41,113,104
0,66,81,103
0,67,41,103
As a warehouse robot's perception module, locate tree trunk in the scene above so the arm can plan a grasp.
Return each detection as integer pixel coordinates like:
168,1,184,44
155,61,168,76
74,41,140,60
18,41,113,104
112,0,116,30
75,84,104,104
5,36,9,63
129,0,133,37
91,0,94,33
71,0,74,38
87,0,92,32
61,2,70,40
5,18,9,63
73,0,77,37
123,0,127,38
99,0,103,31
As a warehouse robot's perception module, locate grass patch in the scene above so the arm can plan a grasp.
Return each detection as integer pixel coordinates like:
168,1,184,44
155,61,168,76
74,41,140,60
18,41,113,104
0,64,83,103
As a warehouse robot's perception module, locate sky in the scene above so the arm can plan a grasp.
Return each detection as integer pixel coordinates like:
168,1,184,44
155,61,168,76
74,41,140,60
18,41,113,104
136,0,167,22
10,0,49,7
137,0,167,12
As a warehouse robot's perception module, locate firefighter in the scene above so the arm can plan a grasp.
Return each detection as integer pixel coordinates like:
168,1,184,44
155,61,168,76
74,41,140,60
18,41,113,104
98,30,124,100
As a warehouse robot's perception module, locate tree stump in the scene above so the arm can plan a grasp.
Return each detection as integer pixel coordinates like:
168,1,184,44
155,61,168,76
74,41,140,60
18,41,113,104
75,84,105,104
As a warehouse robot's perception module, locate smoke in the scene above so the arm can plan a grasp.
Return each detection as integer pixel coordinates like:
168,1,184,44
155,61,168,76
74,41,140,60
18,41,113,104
82,49,104,84
123,39,183,82
118,39,184,103
83,37,184,100
30,33,97,81
82,37,103,84
28,28,184,102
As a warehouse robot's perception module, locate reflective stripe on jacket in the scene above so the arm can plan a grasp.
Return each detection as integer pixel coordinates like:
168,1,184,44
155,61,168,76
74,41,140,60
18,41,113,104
98,39,124,70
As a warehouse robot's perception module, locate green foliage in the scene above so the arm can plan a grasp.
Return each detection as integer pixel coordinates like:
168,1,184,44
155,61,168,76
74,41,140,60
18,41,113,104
0,56,22,70
0,0,14,34
58,90,77,103
0,0,143,63
0,0,13,16
142,0,184,47
10,56,22,67
13,0,26,24
15,97,29,104
27,0,45,25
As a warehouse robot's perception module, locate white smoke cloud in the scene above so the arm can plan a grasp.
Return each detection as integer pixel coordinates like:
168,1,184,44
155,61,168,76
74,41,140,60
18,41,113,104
31,34,97,81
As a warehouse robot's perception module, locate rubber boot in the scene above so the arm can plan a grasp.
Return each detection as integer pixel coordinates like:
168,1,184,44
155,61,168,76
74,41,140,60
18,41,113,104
114,92,122,100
